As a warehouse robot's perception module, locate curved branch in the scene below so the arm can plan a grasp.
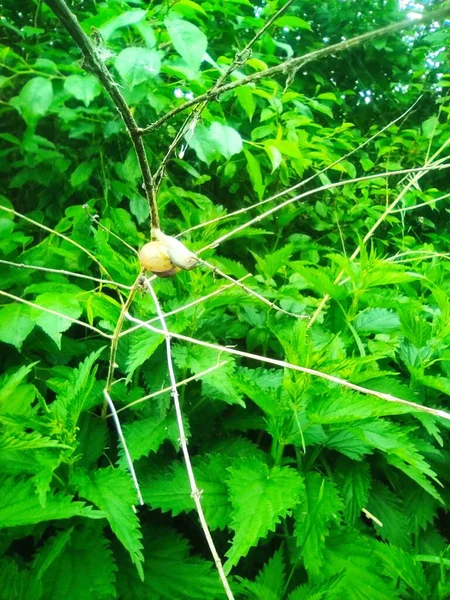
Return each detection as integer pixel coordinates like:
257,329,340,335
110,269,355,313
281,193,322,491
141,4,450,135
44,0,159,230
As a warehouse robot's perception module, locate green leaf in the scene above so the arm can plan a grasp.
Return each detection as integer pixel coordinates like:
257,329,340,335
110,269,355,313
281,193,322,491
0,303,38,349
335,458,371,523
376,543,429,598
210,122,243,159
422,116,439,139
75,467,144,580
0,477,102,528
245,149,265,199
235,86,255,121
274,16,312,30
143,453,230,530
115,47,161,88
188,122,242,164
225,457,304,572
367,482,411,549
119,410,182,465
41,526,117,600
116,525,223,599
70,161,94,187
10,77,53,125
172,345,244,406
293,473,343,577
0,557,42,600
64,74,102,107
165,17,207,71
243,548,286,600
355,308,400,334
99,9,147,40
35,292,82,348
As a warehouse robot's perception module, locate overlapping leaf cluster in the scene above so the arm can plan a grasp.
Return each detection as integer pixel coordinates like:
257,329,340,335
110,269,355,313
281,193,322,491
1,0,450,598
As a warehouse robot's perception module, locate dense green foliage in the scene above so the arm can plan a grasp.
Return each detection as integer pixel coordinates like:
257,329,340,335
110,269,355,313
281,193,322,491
1,0,450,598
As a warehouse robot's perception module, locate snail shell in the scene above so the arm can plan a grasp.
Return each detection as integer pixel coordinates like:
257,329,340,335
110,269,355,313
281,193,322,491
139,241,180,277
152,229,199,271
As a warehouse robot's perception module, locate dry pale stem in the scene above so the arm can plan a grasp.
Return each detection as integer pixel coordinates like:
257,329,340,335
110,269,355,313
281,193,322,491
144,280,235,600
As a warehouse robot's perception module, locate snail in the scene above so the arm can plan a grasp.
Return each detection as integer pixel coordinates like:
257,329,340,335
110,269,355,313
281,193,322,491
139,229,199,277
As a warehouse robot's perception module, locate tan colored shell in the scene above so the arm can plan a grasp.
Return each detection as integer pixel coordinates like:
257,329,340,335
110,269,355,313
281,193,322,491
139,241,180,277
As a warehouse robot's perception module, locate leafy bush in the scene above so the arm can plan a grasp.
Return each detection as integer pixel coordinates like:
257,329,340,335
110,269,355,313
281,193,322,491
1,0,450,598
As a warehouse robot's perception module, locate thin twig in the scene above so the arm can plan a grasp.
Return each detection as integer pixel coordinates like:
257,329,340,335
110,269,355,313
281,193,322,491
84,205,139,255
308,144,450,327
143,280,235,600
114,361,228,414
0,259,133,290
197,164,450,254
102,273,143,418
125,312,450,422
197,258,308,319
179,97,422,238
390,191,450,213
140,6,450,135
0,290,112,338
120,274,252,338
152,0,297,190
0,205,114,281
103,389,144,506
44,0,159,230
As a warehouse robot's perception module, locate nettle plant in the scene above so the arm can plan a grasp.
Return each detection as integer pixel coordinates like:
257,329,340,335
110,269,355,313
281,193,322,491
1,0,450,598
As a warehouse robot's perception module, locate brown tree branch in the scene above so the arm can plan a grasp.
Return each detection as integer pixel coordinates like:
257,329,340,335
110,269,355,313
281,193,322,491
44,0,159,230
140,3,450,136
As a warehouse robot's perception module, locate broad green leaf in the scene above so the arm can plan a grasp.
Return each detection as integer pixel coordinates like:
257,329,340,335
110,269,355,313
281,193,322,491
70,161,94,187
245,149,264,199
293,473,343,577
35,292,82,348
115,525,223,600
0,477,102,528
165,17,207,71
172,345,244,406
209,122,243,159
335,458,371,523
143,453,230,530
225,457,304,572
41,526,117,600
115,47,161,88
10,77,53,125
355,308,400,334
99,9,147,40
376,543,429,598
64,74,102,107
274,16,312,30
119,410,182,465
367,482,411,549
75,467,144,580
243,549,285,600
235,86,255,121
0,303,37,349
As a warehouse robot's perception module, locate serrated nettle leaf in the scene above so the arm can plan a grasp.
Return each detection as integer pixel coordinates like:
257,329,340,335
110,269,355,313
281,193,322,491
225,457,304,572
115,47,161,88
293,473,343,577
355,308,400,334
74,467,144,580
165,16,207,72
